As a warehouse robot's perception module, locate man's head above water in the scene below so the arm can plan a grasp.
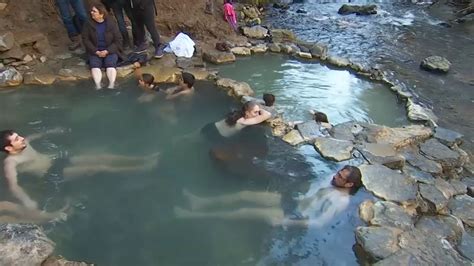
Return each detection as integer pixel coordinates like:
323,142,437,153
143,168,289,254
1,130,27,154
331,165,362,193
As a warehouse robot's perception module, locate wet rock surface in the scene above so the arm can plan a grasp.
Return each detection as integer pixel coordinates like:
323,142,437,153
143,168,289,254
448,195,474,227
203,50,236,64
313,137,353,162
0,224,55,266
419,183,449,213
0,66,23,87
370,201,414,230
355,226,402,260
420,55,451,73
415,215,464,244
357,143,405,170
282,129,304,146
338,4,377,16
242,26,268,39
216,78,254,99
360,164,418,204
402,148,443,175
435,127,463,147
230,47,251,56
42,256,93,266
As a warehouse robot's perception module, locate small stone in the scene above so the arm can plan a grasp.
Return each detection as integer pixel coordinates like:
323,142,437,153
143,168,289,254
268,43,281,53
241,25,268,39
327,55,351,67
309,43,328,59
39,56,47,63
0,31,14,52
0,3,8,11
202,50,236,64
282,129,305,146
23,54,33,63
33,39,53,56
419,183,449,213
338,4,377,16
215,78,254,99
230,47,251,56
448,195,474,227
270,29,296,43
297,52,312,59
420,55,451,73
0,67,23,87
55,53,73,60
358,200,374,224
314,137,354,162
355,226,402,260
461,177,474,196
250,44,267,53
359,164,418,204
370,201,414,230
449,179,467,195
0,44,25,60
434,127,463,147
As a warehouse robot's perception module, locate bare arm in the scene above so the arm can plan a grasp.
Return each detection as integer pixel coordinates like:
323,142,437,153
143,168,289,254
237,109,272,126
4,160,37,209
27,127,65,142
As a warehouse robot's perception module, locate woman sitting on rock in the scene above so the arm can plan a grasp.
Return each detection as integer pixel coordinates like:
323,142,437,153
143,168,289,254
82,3,122,89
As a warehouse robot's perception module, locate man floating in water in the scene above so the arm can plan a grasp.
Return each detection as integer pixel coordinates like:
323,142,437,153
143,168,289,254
174,165,362,227
1,129,159,209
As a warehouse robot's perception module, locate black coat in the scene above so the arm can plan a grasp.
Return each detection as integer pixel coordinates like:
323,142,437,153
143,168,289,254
82,17,123,58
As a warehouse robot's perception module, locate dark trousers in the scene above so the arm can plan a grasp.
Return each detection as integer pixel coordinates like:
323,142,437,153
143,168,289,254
56,0,87,38
110,0,137,45
131,4,161,49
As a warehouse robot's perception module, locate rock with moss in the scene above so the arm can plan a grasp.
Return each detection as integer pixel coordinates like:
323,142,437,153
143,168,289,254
242,25,268,39
338,4,377,16
420,56,451,73
202,50,236,64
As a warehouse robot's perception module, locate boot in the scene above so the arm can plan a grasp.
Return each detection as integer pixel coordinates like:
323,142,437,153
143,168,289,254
68,35,81,51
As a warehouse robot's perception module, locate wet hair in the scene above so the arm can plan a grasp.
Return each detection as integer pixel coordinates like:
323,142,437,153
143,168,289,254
91,2,108,18
141,73,155,85
341,165,362,193
1,130,14,153
263,93,275,107
182,72,195,88
225,101,259,126
314,111,329,123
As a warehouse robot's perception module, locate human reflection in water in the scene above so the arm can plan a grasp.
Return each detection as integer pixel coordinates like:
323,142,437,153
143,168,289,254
0,200,69,224
174,165,363,227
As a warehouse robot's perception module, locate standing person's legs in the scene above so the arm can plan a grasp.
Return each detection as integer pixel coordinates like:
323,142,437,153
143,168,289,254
142,6,162,58
111,3,131,48
69,0,88,31
104,54,118,89
131,7,147,52
122,1,138,46
89,55,103,89
56,0,79,38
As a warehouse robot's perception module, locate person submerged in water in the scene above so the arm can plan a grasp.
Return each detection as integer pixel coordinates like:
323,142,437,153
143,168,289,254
201,101,272,140
1,129,159,209
165,72,196,100
174,165,363,227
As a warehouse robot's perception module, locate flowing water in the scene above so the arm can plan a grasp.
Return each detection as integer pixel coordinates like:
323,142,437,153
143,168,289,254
217,54,408,127
266,0,474,151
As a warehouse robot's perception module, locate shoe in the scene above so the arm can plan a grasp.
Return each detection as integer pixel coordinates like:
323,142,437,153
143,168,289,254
133,43,148,54
154,45,164,59
68,36,81,51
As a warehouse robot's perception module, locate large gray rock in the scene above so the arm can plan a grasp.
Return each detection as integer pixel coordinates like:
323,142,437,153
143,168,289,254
403,165,435,184
327,55,351,67
376,229,470,265
314,137,353,162
250,44,267,53
402,149,443,175
359,200,375,224
0,44,25,60
420,55,451,73
329,121,363,142
23,72,57,85
268,43,281,53
338,4,377,16
0,31,14,52
434,127,463,147
458,231,474,261
449,179,468,196
360,164,418,204
358,143,405,170
0,224,55,266
358,124,432,150
419,183,450,213
216,78,254,98
203,50,236,64
370,201,414,230
355,226,402,260
297,120,324,141
0,67,23,87
415,215,464,244
242,26,268,39
230,47,251,56
406,99,438,123
420,138,465,176
448,195,474,227
282,129,304,146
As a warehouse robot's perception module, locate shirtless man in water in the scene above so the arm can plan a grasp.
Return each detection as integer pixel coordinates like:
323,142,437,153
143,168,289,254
1,129,159,209
174,165,362,227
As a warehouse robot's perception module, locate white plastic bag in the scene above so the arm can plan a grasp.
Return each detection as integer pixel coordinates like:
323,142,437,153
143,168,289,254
166,33,195,58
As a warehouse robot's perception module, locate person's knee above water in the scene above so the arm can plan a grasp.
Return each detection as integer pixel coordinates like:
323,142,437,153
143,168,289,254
82,3,123,89
204,101,272,139
165,72,196,100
